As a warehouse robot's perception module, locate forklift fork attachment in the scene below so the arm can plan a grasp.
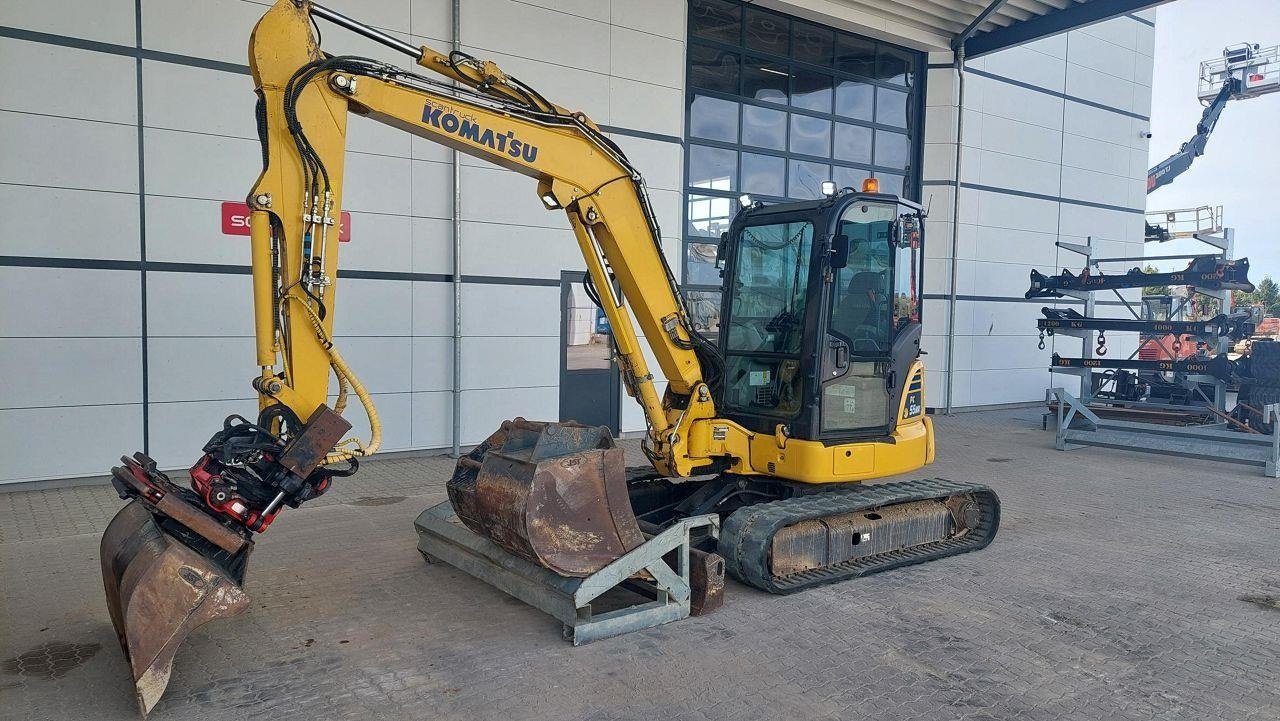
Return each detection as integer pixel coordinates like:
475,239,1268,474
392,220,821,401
101,458,253,716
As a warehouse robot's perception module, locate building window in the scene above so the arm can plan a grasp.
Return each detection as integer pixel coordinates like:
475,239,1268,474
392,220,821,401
682,0,924,313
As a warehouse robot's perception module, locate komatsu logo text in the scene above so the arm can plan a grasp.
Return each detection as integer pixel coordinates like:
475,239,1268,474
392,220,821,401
422,102,539,163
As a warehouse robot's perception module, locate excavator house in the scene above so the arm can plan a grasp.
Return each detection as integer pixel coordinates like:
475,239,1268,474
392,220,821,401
100,1,1000,715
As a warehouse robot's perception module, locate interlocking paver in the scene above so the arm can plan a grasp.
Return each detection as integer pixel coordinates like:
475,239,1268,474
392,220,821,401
1,408,1278,720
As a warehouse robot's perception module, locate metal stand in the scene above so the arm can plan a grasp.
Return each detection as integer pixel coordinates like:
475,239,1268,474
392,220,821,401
1049,388,1280,476
414,500,718,645
1040,228,1274,474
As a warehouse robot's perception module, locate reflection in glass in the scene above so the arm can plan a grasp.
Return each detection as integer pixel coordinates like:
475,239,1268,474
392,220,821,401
741,152,785,196
836,34,875,77
689,95,739,142
689,45,740,94
832,165,870,192
742,104,787,150
686,243,722,285
788,114,830,157
790,68,833,113
788,159,829,199
834,79,873,121
745,8,788,55
690,0,741,43
874,172,905,196
877,45,913,85
834,122,872,163
743,57,789,104
689,144,737,191
876,86,909,127
686,194,734,239
791,21,833,66
684,290,722,336
565,283,612,371
874,130,909,170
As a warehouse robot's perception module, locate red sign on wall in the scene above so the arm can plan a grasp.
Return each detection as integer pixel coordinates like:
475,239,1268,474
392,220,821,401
221,201,351,241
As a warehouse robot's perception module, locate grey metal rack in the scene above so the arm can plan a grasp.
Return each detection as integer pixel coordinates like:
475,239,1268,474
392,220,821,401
414,499,719,645
1043,227,1278,475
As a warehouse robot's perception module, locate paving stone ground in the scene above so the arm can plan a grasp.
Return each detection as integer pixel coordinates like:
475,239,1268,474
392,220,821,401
1,408,1278,721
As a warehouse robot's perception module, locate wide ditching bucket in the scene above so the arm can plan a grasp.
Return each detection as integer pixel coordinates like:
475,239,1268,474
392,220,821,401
447,419,646,577
101,455,253,716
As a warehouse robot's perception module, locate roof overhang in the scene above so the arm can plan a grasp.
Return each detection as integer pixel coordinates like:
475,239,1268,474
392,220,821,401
769,0,1170,58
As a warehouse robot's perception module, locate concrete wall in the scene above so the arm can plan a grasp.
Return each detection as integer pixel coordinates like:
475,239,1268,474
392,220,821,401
0,0,685,483
919,10,1157,408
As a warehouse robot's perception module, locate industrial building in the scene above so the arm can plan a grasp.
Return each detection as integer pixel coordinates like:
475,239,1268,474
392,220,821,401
0,0,1157,485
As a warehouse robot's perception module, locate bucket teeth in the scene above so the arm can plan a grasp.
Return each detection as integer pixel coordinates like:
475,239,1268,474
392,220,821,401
101,500,252,716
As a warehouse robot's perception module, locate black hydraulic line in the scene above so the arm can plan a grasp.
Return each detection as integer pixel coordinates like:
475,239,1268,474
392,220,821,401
1050,352,1236,380
1038,308,1255,340
1025,257,1254,299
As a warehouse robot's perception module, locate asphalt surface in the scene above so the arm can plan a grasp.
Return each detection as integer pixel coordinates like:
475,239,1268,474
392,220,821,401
2,408,1278,721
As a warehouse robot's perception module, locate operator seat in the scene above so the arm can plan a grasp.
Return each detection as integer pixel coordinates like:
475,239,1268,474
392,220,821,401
834,271,889,352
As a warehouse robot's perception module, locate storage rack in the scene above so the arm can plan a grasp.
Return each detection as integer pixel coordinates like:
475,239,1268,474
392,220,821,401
1040,228,1280,476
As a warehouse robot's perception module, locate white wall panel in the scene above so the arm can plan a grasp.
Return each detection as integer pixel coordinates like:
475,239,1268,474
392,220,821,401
460,283,559,337
609,77,684,138
144,128,257,201
0,0,136,45
0,405,143,482
411,390,452,448
610,26,684,88
0,113,137,193
140,0,262,64
611,0,685,40
141,60,255,139
344,152,415,216
146,397,251,469
411,280,453,336
146,270,253,337
327,336,413,394
1065,63,1136,113
0,338,142,408
981,45,1065,94
0,185,140,261
0,38,137,125
331,278,413,337
145,195,248,265
460,385,558,445
459,222,582,279
461,335,558,390
338,211,414,273
0,267,141,337
412,336,453,392
147,336,256,403
462,0,609,74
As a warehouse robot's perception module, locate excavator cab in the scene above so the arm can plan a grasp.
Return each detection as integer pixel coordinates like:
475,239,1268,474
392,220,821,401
718,185,924,443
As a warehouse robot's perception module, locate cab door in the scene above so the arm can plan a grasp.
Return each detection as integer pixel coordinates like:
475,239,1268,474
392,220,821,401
819,203,921,439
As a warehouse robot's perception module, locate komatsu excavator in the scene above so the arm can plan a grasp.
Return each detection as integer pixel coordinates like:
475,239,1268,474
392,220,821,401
100,1,1000,714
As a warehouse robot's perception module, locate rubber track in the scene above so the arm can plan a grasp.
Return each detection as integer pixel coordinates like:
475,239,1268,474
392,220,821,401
718,478,1000,594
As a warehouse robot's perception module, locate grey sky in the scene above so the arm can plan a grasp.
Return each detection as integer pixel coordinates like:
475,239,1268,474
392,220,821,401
1146,0,1280,275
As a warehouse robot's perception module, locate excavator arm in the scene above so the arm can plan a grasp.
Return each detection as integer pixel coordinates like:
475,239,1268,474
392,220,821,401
247,1,719,481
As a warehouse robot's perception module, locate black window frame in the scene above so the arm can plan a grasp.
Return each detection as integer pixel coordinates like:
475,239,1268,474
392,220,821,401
682,0,926,298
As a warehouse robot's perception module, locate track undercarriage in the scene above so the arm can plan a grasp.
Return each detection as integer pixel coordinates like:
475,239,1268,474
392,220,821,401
626,470,1000,594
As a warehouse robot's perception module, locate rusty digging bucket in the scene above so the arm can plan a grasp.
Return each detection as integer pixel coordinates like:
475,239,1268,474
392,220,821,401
447,419,646,577
101,456,253,716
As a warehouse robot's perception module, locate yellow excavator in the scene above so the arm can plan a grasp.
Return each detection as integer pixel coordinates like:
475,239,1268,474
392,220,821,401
100,1,1000,715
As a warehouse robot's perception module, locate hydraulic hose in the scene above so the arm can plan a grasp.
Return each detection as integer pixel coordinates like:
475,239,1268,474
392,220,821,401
281,293,382,463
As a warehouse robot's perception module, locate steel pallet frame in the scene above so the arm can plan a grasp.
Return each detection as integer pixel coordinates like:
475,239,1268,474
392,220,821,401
1048,387,1280,477
414,499,718,645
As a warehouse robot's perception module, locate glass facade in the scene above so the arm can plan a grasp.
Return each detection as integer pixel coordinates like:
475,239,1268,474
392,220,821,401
682,0,924,326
